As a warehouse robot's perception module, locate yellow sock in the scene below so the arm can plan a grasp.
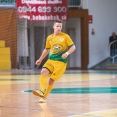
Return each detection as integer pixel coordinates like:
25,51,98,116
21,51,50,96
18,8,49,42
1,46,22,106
44,85,53,98
40,75,47,93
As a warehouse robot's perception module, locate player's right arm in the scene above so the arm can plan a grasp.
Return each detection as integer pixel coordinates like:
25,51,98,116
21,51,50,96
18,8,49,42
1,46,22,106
36,49,50,65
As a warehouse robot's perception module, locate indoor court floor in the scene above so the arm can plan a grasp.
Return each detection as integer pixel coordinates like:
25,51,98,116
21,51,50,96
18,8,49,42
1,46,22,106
0,69,117,117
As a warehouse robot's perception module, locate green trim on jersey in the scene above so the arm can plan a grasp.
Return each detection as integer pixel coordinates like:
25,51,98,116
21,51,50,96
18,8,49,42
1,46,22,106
69,44,74,47
47,44,74,63
49,52,68,63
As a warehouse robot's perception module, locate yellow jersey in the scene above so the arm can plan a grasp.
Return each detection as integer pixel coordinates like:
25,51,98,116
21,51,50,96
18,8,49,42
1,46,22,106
45,32,74,63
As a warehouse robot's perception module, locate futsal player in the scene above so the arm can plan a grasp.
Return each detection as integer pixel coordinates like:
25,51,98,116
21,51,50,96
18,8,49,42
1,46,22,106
33,20,76,103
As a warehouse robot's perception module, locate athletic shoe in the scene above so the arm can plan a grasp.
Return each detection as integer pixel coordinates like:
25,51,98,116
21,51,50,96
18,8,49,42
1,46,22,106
32,90,44,98
39,98,47,103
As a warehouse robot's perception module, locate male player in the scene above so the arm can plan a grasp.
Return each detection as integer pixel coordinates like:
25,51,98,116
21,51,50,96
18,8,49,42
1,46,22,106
33,20,76,103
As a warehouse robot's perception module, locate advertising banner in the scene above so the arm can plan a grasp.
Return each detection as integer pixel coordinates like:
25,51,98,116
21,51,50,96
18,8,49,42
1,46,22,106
17,0,68,21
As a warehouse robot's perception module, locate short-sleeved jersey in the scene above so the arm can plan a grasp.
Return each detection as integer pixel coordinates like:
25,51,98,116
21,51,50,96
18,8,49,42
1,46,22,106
45,32,74,63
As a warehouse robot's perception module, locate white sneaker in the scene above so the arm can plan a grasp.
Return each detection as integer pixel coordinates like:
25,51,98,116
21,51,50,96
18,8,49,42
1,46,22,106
39,98,47,103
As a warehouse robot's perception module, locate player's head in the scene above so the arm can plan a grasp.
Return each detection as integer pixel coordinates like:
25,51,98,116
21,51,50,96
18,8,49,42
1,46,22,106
53,19,63,34
54,19,63,24
112,32,116,36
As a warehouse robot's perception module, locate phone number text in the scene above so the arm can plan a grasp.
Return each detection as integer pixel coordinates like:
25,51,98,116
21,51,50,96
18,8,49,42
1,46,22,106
18,6,67,13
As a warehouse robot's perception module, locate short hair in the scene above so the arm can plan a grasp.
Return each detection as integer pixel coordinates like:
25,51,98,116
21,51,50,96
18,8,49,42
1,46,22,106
54,19,63,24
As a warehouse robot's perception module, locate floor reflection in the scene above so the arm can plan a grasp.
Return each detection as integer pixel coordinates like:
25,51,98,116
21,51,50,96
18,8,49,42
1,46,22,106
39,103,54,117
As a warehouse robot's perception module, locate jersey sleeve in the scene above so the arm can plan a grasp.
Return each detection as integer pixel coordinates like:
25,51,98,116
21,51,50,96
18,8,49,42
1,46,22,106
65,34,74,46
45,36,51,49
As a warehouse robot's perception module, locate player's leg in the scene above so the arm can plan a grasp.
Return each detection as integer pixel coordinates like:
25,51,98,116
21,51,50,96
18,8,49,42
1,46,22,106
39,78,54,103
43,78,54,98
33,68,50,97
40,68,50,92
39,61,67,103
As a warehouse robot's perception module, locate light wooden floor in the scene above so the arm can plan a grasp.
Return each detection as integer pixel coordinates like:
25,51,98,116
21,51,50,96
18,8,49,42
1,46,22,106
0,69,117,117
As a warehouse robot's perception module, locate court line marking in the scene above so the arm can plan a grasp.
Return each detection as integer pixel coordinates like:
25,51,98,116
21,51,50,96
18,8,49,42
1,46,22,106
68,108,117,117
22,87,117,94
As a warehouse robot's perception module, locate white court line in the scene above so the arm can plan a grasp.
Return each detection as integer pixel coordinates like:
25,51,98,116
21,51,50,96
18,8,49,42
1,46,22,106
68,108,117,117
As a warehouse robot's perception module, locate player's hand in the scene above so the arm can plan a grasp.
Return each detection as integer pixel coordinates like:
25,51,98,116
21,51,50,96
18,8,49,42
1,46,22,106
35,59,42,65
62,53,68,59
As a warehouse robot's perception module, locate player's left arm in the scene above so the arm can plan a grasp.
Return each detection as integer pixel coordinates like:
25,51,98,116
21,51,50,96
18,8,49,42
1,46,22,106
66,45,76,55
62,34,76,59
62,45,76,59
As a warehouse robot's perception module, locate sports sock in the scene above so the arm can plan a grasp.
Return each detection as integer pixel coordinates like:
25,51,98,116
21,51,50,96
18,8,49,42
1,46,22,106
44,85,53,98
40,75,47,93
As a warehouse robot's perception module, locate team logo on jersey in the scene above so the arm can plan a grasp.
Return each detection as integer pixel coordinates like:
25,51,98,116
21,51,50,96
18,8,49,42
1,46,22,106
55,45,60,50
52,44,64,54
50,39,53,43
60,38,64,41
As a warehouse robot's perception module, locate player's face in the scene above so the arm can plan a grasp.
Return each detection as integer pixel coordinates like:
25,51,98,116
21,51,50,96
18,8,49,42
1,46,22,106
53,23,62,34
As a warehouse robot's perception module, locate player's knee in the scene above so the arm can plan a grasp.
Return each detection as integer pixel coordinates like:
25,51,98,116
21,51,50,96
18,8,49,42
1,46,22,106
41,69,49,76
41,71,47,76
